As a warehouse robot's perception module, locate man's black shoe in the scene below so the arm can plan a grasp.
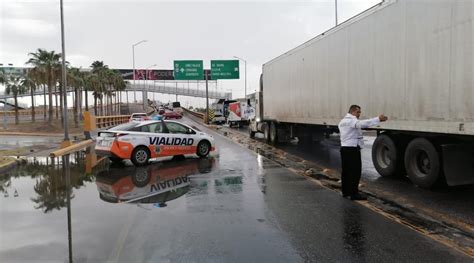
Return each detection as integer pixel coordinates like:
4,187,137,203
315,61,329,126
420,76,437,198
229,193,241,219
350,193,367,201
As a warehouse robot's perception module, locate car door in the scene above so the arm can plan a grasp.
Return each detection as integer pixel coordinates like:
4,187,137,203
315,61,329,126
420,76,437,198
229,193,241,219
162,121,198,156
129,122,167,158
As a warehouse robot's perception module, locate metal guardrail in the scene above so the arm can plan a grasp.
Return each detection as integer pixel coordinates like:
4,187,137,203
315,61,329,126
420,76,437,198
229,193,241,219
50,139,95,158
183,107,205,121
95,115,131,129
183,107,204,119
93,106,155,129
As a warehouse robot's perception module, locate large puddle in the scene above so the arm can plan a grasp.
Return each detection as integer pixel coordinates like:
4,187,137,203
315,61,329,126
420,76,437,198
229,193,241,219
0,149,221,261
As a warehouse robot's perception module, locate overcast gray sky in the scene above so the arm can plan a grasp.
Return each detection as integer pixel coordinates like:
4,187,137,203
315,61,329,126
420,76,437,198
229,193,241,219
1,0,381,107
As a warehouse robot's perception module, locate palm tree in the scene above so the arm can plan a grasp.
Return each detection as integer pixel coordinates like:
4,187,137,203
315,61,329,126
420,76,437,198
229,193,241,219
104,69,116,115
85,73,101,115
91,61,109,115
83,72,91,111
26,49,61,125
27,68,45,122
22,72,37,122
111,70,127,115
67,67,84,128
5,75,28,124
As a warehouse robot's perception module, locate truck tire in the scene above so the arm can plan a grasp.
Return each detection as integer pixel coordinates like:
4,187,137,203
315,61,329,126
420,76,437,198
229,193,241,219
372,134,404,177
404,138,441,188
131,146,150,166
269,122,278,144
263,123,270,142
197,140,211,158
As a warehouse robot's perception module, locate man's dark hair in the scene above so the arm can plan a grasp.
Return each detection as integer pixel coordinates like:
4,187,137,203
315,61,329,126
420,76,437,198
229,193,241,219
348,105,361,113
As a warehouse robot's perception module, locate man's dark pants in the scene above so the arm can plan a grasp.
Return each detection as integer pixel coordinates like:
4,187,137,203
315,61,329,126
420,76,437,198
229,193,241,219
340,146,362,196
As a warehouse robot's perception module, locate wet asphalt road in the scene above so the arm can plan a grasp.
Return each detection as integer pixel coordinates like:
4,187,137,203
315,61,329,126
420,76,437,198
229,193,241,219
0,117,471,262
233,125,474,228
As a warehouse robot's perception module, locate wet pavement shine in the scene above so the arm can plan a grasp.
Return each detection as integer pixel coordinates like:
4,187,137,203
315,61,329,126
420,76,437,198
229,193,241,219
233,125,474,231
0,117,471,262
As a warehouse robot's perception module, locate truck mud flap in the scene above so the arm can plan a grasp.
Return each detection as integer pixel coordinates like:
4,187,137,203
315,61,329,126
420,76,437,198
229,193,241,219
441,144,474,186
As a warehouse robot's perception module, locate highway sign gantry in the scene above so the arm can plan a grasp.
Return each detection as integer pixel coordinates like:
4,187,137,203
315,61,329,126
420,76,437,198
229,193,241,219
210,60,239,79
173,60,203,80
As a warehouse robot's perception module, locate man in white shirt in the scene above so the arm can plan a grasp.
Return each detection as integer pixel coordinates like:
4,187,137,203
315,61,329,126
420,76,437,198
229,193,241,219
338,105,388,200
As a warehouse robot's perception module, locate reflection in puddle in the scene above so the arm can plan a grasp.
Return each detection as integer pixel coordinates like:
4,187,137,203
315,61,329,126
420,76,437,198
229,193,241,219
95,157,216,206
1,147,222,262
2,154,101,213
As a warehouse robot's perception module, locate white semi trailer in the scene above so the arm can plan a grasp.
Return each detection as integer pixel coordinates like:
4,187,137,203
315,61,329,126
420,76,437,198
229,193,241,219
250,0,473,188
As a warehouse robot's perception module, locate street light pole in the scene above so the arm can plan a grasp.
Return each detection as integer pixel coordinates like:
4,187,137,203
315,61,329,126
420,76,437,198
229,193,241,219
60,0,71,147
132,40,147,104
144,64,157,109
233,56,247,99
335,0,338,26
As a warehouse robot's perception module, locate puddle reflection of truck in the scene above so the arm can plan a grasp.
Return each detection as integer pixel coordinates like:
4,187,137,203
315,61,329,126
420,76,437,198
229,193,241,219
249,0,473,189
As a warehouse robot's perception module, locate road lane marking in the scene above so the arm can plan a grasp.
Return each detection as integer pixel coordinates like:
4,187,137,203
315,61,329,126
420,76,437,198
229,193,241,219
107,207,138,263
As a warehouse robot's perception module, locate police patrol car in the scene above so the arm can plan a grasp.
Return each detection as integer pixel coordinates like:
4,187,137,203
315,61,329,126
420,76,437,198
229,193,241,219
95,120,215,166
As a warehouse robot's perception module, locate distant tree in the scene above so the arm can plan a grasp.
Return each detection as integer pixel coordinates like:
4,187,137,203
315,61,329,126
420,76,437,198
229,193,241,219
26,49,61,125
5,75,28,124
23,71,37,122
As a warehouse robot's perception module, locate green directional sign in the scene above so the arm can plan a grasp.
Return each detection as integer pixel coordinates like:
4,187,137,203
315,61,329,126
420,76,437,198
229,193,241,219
211,60,239,80
174,60,203,80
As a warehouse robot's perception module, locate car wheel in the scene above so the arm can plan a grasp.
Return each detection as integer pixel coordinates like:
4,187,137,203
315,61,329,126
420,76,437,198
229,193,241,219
131,146,150,166
197,140,211,158
131,167,151,187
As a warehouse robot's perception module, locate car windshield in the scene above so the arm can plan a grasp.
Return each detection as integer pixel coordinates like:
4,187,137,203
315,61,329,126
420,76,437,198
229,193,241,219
132,114,147,118
108,122,139,131
129,122,164,133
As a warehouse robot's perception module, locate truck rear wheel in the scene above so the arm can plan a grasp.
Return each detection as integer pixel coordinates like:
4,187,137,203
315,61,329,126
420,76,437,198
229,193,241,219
263,123,270,142
372,134,404,177
404,138,441,188
269,122,278,144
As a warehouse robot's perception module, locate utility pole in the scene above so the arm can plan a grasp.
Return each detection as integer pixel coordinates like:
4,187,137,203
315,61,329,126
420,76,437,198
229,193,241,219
60,0,71,147
205,71,209,124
